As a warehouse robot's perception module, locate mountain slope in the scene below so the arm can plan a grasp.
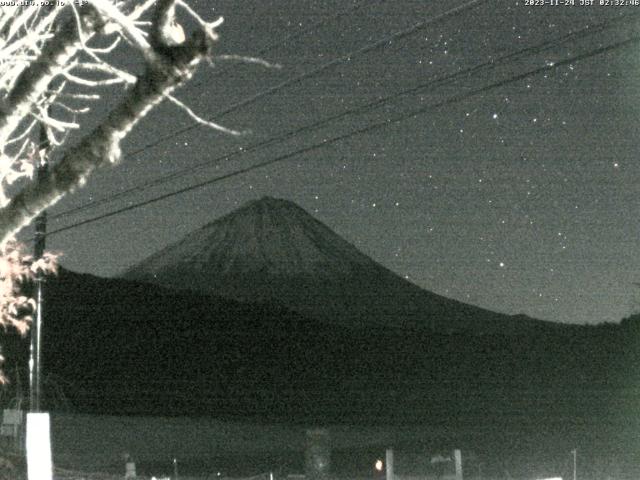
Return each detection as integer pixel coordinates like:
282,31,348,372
123,196,564,335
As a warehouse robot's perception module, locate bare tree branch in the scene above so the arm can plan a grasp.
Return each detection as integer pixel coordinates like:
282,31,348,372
0,0,219,243
0,7,102,147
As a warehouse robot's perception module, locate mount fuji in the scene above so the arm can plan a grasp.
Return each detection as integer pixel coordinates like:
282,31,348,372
123,196,559,336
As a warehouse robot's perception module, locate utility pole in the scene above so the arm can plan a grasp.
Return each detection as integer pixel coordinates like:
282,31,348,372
25,118,53,480
29,120,49,413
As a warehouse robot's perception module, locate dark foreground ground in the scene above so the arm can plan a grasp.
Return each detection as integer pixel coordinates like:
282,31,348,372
0,411,636,480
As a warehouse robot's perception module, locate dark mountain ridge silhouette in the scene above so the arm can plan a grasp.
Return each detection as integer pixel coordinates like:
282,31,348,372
2,267,635,433
123,196,567,336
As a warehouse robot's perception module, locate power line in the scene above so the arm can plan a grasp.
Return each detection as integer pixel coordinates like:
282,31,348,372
50,10,640,221
123,0,487,158
45,33,640,238
48,32,639,235
51,0,486,221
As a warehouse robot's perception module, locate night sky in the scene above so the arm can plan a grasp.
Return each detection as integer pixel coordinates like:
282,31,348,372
26,0,640,325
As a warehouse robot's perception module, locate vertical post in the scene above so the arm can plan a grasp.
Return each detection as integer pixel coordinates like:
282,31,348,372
29,121,49,413
572,449,577,480
305,428,331,480
385,448,394,480
173,457,179,480
124,453,136,479
454,449,462,480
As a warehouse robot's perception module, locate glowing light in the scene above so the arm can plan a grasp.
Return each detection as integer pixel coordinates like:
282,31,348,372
375,460,384,471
